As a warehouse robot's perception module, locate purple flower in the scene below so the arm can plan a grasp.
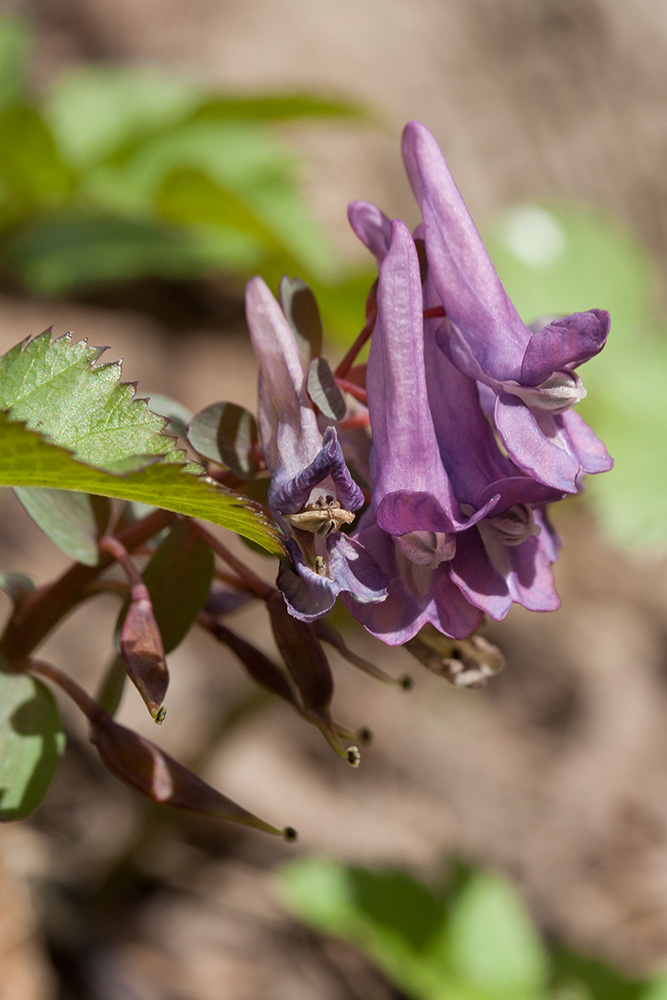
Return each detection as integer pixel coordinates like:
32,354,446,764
245,277,387,621
400,121,612,492
345,219,562,644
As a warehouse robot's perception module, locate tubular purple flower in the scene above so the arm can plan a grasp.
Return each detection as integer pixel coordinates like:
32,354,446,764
245,277,387,621
346,219,564,641
401,120,612,492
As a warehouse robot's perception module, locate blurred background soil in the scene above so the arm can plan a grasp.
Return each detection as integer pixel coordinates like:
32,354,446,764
1,0,667,997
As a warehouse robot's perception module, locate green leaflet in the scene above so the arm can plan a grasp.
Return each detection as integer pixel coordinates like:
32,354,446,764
0,332,283,554
0,655,65,821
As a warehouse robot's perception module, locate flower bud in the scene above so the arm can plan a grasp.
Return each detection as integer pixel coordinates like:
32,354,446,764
120,586,168,721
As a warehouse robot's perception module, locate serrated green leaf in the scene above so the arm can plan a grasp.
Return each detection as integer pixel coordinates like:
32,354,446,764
0,655,65,820
139,520,215,653
0,331,282,552
187,401,260,478
0,414,282,553
13,487,101,565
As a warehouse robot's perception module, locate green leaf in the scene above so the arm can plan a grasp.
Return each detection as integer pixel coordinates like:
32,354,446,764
140,520,215,653
0,572,34,606
13,487,101,565
0,332,283,553
187,402,260,478
0,656,65,821
191,92,367,123
0,17,30,109
280,276,323,366
2,214,218,295
278,858,454,1000
307,357,347,420
0,415,282,553
0,105,77,213
444,870,549,995
43,66,201,169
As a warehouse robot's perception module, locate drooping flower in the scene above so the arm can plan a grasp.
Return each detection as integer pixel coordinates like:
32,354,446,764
345,219,563,644
245,277,387,621
400,120,612,492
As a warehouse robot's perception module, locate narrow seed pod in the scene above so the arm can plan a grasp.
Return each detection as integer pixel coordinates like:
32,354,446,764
120,585,168,721
91,711,295,839
266,592,359,765
210,620,301,710
314,619,412,688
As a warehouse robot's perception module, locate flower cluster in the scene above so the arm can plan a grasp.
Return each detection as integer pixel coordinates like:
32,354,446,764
245,122,611,649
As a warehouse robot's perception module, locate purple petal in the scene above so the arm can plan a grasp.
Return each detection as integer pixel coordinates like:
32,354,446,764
344,523,482,644
494,392,582,491
521,310,610,385
559,408,613,476
448,530,512,620
279,532,387,623
504,528,561,611
368,219,461,531
402,121,529,380
272,426,364,515
348,201,393,262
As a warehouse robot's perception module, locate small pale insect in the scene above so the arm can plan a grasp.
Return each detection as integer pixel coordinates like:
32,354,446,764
285,495,355,537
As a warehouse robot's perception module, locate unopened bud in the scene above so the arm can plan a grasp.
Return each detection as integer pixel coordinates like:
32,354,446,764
120,587,168,721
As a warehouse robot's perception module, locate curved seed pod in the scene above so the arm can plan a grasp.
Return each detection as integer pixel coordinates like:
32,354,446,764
266,592,359,766
91,711,296,840
314,619,412,689
211,621,300,710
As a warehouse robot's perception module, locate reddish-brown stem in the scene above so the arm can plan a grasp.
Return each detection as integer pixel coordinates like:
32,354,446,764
0,507,177,663
25,659,104,724
98,536,148,601
423,306,446,320
339,411,370,430
189,522,275,601
336,379,367,404
334,321,375,380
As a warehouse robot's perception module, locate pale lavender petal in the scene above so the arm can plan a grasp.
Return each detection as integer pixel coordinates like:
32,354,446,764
494,393,582,491
559,409,613,476
348,201,393,262
505,531,561,611
246,278,321,488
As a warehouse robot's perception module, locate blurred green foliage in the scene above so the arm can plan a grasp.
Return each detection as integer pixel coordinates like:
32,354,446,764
279,857,667,1000
0,16,374,333
484,205,667,551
